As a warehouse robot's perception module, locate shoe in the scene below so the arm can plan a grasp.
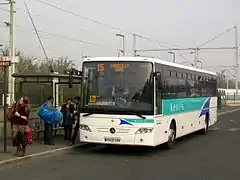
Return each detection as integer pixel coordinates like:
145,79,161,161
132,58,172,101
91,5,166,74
14,148,21,156
44,142,55,146
71,141,75,145
20,148,26,157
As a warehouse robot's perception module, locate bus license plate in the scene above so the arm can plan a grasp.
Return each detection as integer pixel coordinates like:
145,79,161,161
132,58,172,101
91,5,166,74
104,137,121,142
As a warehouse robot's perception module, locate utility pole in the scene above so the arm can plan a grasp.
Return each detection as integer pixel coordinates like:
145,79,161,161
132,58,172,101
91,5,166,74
197,60,203,69
133,33,136,56
193,49,199,67
168,52,176,63
116,34,125,56
8,0,15,104
2,0,15,153
234,25,239,95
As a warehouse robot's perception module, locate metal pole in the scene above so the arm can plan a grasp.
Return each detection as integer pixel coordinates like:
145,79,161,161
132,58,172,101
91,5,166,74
168,52,176,63
235,26,239,96
197,60,202,69
8,0,15,104
123,35,125,56
135,47,235,52
133,33,136,56
116,34,125,56
194,49,198,67
227,77,229,89
3,66,8,153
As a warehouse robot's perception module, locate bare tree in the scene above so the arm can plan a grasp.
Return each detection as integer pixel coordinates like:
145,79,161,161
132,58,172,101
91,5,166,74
38,56,75,73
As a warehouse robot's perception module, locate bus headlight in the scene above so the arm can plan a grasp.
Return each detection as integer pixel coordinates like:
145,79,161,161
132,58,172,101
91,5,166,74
79,124,92,132
135,128,153,134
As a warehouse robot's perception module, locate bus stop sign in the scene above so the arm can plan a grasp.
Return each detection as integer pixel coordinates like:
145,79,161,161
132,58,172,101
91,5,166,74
0,56,11,67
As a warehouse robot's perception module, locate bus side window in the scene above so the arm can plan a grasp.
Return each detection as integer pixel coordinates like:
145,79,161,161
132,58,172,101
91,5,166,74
155,77,162,114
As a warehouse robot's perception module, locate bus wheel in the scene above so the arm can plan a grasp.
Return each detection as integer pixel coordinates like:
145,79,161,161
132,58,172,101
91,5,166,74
163,122,176,149
199,114,209,134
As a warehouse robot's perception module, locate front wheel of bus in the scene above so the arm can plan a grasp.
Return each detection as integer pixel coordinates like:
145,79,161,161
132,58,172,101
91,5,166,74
163,122,176,149
199,115,209,134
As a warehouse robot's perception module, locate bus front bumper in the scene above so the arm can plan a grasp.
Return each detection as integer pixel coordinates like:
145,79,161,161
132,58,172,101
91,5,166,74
79,130,155,146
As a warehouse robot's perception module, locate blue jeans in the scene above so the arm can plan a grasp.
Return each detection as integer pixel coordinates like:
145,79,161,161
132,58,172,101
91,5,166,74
44,123,53,144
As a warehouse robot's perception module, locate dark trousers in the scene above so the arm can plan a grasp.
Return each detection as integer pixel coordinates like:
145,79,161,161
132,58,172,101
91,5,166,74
13,132,27,149
11,123,17,146
64,125,72,140
44,123,53,144
71,121,79,144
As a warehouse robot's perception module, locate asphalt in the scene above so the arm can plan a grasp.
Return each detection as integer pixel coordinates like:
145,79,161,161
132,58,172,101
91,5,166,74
1,110,240,180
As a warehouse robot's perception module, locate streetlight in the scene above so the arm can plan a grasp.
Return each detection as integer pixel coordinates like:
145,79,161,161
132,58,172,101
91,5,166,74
197,60,203,69
168,51,176,63
222,68,235,89
116,33,125,56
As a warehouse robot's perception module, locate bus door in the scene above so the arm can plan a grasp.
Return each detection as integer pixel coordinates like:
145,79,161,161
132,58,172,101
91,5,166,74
154,72,162,115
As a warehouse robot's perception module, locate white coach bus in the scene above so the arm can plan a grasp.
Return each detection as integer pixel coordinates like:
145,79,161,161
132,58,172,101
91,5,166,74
79,57,217,148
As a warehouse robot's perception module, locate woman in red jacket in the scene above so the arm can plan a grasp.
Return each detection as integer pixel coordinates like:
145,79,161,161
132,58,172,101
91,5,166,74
12,97,30,157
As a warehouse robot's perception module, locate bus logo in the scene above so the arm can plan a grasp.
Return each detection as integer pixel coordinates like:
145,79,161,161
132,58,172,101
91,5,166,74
110,128,116,134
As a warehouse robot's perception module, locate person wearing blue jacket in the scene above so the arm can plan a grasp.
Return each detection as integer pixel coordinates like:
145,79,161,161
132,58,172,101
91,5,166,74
44,96,55,145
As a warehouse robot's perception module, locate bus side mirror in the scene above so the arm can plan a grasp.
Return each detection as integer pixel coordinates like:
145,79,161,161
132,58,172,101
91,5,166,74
69,74,73,88
68,68,82,88
154,71,161,77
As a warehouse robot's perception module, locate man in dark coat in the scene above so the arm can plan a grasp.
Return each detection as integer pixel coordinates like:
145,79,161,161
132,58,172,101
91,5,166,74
60,98,75,141
71,96,81,145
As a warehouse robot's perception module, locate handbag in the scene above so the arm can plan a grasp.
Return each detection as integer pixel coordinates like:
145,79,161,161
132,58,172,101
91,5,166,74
7,104,16,122
25,127,33,145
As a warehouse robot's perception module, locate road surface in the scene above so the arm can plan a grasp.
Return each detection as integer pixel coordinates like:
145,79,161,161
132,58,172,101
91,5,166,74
1,111,240,180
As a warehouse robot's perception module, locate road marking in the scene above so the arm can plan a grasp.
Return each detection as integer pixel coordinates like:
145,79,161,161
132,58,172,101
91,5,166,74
230,120,235,122
218,108,240,116
210,127,220,131
226,128,240,132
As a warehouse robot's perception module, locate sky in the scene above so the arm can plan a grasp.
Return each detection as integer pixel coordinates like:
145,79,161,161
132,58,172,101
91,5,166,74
0,0,239,75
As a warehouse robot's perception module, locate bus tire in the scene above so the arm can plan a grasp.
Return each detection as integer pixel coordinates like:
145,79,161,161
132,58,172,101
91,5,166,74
199,113,209,134
163,121,176,149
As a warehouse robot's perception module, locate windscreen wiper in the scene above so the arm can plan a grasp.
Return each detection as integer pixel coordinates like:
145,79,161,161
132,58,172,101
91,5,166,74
82,111,146,119
83,113,94,117
131,112,146,119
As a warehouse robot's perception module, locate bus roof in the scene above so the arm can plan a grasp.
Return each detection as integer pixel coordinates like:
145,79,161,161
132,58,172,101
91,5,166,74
83,56,217,76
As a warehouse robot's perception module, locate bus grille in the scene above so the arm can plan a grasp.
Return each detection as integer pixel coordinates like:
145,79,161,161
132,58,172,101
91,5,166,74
96,128,130,134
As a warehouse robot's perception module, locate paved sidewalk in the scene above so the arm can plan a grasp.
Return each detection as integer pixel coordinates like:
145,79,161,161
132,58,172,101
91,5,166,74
0,136,77,162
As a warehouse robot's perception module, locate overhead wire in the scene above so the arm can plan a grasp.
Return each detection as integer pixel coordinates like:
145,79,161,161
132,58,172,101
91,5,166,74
3,0,191,63
14,7,89,33
0,2,9,5
0,7,9,12
15,24,115,48
0,38,80,56
197,26,235,48
33,0,183,49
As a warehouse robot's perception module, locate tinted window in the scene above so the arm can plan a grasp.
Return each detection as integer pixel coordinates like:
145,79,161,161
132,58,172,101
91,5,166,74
81,61,154,115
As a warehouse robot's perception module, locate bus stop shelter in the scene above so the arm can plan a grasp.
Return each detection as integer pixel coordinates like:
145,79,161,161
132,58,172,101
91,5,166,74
11,72,82,136
1,72,81,153
12,72,82,108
